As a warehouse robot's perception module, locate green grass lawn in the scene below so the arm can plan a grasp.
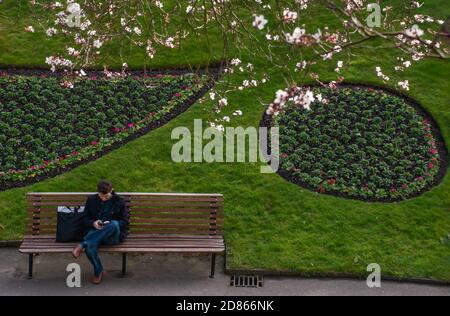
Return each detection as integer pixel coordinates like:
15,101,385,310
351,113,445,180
0,0,449,281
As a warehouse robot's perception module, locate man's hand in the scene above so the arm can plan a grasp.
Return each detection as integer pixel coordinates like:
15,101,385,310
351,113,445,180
93,220,103,230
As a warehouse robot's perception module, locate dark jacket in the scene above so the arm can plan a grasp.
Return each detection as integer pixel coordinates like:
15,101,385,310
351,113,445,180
82,191,129,242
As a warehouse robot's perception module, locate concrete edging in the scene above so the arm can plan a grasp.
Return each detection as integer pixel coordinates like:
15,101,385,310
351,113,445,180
3,240,448,287
0,240,21,248
223,248,450,287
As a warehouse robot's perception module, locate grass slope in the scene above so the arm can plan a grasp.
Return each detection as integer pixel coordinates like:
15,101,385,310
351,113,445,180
0,0,449,281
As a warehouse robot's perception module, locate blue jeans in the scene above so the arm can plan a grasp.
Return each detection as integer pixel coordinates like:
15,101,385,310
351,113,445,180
81,220,120,277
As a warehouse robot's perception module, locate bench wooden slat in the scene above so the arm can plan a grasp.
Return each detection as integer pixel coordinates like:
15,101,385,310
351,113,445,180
21,240,224,247
30,219,224,225
20,233,225,254
24,233,222,240
22,192,226,273
21,244,225,249
28,208,223,214
20,248,224,253
27,192,222,196
30,202,223,207
27,196,223,203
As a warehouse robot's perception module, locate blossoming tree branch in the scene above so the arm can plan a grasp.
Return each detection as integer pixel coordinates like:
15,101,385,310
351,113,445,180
25,0,449,124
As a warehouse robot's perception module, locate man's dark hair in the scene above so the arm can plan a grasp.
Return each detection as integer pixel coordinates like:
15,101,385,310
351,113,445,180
97,180,113,194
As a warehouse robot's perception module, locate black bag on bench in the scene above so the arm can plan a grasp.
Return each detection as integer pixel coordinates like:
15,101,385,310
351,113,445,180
56,206,85,242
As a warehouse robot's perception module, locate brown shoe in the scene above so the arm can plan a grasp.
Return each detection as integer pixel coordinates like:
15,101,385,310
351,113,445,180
92,272,103,285
72,244,83,259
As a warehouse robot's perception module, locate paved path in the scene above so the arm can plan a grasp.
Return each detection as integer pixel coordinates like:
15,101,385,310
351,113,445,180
0,248,448,296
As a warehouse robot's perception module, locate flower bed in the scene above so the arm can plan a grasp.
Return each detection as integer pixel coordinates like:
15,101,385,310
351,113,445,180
0,72,211,189
267,86,447,201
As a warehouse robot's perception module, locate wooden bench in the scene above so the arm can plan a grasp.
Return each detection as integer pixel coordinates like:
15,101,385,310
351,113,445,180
19,192,225,279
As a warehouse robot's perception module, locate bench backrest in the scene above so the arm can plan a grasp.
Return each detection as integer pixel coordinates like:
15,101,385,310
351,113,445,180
26,193,224,237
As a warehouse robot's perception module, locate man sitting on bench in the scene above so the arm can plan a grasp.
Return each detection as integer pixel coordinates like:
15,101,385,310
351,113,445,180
72,180,129,284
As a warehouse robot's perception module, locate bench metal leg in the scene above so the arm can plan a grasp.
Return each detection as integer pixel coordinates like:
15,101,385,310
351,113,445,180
209,253,216,278
28,254,33,279
121,253,127,276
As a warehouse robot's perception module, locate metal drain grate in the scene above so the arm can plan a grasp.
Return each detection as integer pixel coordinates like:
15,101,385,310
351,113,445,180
230,275,263,288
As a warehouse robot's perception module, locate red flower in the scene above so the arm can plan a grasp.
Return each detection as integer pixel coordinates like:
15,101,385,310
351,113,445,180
429,148,438,155
113,127,121,133
280,153,288,158
390,187,397,193
427,163,434,169
127,123,134,128
327,179,336,186
401,184,409,190
30,166,37,171
91,141,98,146
40,165,45,170
175,92,181,98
